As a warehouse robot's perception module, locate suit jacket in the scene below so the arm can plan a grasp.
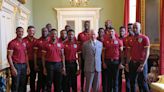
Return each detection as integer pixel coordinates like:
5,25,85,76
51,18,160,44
82,40,103,72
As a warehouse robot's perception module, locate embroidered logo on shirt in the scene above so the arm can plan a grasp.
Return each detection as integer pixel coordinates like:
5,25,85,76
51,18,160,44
114,40,118,44
39,41,42,43
138,38,143,43
74,44,77,48
16,43,19,46
57,43,61,47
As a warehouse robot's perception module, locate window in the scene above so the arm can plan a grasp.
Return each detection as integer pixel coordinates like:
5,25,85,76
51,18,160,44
129,0,136,23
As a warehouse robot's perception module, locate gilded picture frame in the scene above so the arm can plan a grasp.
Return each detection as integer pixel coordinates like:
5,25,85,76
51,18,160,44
141,0,160,49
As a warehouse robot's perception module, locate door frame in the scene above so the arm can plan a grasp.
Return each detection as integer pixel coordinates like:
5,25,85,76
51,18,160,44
55,8,101,37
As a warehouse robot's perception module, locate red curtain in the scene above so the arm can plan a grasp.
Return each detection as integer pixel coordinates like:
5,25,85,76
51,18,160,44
123,0,129,32
160,0,164,74
136,0,141,22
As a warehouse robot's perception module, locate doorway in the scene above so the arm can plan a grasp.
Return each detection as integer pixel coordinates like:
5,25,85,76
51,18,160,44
55,8,101,37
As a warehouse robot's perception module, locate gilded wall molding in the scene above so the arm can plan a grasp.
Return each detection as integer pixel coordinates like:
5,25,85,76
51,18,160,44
0,0,3,10
141,0,145,34
18,0,27,4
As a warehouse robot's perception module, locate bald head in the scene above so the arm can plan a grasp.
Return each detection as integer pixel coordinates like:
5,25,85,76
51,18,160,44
105,20,112,29
133,22,141,35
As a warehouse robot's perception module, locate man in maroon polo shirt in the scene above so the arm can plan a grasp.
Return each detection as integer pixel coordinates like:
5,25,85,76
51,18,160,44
58,29,67,43
97,27,105,42
62,29,80,92
65,25,71,32
104,20,119,40
104,20,113,35
42,29,65,92
7,27,30,92
46,23,52,33
102,27,123,92
49,29,58,39
33,27,50,92
77,20,91,92
23,26,37,92
128,22,150,92
123,23,134,92
97,27,108,92
118,26,127,92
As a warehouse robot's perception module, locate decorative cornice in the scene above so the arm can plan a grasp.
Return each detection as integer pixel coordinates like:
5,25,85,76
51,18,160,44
54,8,101,11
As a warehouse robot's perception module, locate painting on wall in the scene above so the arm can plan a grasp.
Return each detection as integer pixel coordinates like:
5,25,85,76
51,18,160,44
145,0,160,45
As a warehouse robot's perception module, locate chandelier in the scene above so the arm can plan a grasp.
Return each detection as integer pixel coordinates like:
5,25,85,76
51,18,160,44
69,0,89,7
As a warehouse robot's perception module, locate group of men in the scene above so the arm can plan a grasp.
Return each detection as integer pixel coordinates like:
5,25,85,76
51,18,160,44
7,20,150,92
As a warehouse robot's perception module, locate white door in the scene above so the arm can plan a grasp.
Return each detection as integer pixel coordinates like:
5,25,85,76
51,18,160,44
0,11,15,65
55,8,101,37
63,16,94,37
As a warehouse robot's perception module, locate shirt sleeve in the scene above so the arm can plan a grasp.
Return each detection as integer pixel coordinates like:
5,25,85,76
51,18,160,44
77,33,81,42
143,36,150,48
119,39,123,47
7,41,14,51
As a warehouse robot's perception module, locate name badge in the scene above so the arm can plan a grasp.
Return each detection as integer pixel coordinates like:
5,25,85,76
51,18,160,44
138,38,143,43
74,44,77,48
57,43,61,47
114,40,118,44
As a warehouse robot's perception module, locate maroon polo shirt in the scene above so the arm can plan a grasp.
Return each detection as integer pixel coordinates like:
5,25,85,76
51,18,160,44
77,31,90,51
64,40,78,62
42,41,64,62
7,38,27,63
103,38,123,60
23,36,37,61
104,29,119,38
123,36,134,56
33,37,50,59
130,34,150,62
97,36,104,42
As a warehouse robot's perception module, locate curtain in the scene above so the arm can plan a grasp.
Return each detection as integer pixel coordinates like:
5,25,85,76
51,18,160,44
136,0,141,22
160,0,164,74
123,0,129,32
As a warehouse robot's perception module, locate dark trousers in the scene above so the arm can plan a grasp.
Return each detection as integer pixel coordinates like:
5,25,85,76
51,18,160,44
46,62,63,92
36,59,46,92
80,53,85,92
118,69,123,92
63,61,77,92
102,67,108,92
105,59,119,92
129,61,150,92
11,63,27,92
124,69,130,92
29,60,37,92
